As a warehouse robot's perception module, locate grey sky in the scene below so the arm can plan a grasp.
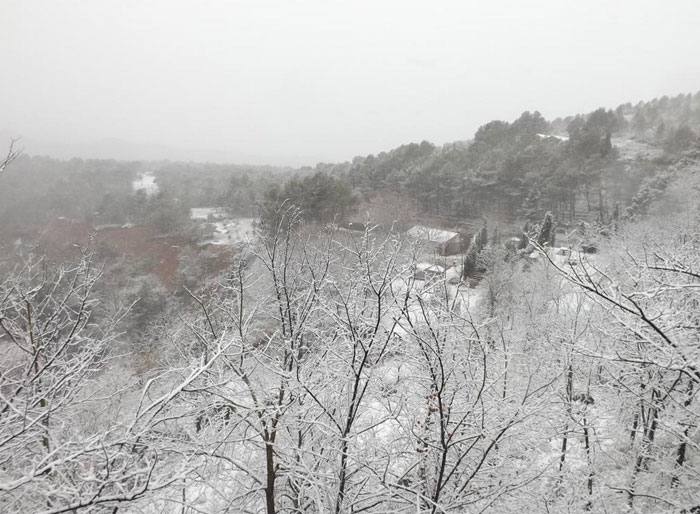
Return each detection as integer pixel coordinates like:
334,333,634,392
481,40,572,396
3,0,700,166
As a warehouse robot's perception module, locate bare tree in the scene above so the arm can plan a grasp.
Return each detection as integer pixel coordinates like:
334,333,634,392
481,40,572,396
0,250,225,510
0,139,20,178
0,253,195,511
538,218,700,511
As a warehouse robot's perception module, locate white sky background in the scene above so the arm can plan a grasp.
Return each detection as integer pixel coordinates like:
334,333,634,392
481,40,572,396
2,0,700,166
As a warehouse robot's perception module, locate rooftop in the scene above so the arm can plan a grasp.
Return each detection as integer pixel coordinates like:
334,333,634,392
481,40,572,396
407,225,459,244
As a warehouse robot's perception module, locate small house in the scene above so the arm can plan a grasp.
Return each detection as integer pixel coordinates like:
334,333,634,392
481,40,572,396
190,207,228,221
413,263,445,281
406,225,462,256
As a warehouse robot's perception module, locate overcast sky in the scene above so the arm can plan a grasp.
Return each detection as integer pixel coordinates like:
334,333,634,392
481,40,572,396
3,0,700,166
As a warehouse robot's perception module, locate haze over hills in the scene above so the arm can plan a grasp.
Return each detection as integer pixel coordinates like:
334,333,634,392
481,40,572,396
5,1,700,167
2,90,699,237
0,129,327,166
4,88,699,169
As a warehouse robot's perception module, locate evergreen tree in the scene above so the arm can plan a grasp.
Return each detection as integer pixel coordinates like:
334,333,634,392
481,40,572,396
260,172,356,229
517,221,531,250
537,211,554,247
479,224,488,247
461,236,480,280
461,227,489,281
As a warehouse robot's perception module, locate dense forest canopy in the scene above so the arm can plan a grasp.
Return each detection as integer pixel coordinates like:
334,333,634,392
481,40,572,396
307,92,700,226
2,91,698,235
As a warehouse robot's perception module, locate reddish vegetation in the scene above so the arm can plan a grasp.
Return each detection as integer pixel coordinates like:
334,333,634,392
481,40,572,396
1,218,234,289
94,226,184,287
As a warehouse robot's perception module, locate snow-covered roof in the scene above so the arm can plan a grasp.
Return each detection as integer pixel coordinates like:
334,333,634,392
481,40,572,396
407,225,459,244
416,263,445,273
536,133,569,142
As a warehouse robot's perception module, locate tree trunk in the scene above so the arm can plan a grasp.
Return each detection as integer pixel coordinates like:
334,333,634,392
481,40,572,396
628,388,659,508
265,437,277,514
641,390,659,471
335,438,349,514
630,410,639,445
557,363,573,490
583,411,594,510
672,380,695,487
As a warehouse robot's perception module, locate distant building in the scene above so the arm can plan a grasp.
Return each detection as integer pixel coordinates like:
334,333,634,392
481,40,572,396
190,207,228,221
132,172,159,196
413,262,445,281
406,225,462,256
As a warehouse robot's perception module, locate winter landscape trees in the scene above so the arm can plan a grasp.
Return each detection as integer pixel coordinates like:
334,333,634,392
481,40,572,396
1,91,700,513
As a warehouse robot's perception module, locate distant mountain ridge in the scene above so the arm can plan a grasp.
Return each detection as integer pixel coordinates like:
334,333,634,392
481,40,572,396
0,130,326,167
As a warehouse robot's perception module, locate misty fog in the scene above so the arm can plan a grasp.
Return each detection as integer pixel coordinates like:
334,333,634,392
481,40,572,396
3,0,700,165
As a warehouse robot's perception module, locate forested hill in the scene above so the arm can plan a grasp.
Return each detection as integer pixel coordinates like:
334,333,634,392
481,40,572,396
282,91,700,229
3,91,699,236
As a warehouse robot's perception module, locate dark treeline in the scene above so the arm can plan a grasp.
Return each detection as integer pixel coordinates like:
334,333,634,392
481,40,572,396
2,92,699,236
0,157,287,230
297,91,700,227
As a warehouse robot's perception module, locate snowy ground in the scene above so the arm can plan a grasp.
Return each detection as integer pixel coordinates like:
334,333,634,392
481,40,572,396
203,217,257,246
385,271,485,342
612,137,663,161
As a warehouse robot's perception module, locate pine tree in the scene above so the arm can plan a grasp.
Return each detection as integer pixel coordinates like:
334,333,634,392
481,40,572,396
517,221,531,250
537,211,554,247
462,238,479,280
461,229,488,281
